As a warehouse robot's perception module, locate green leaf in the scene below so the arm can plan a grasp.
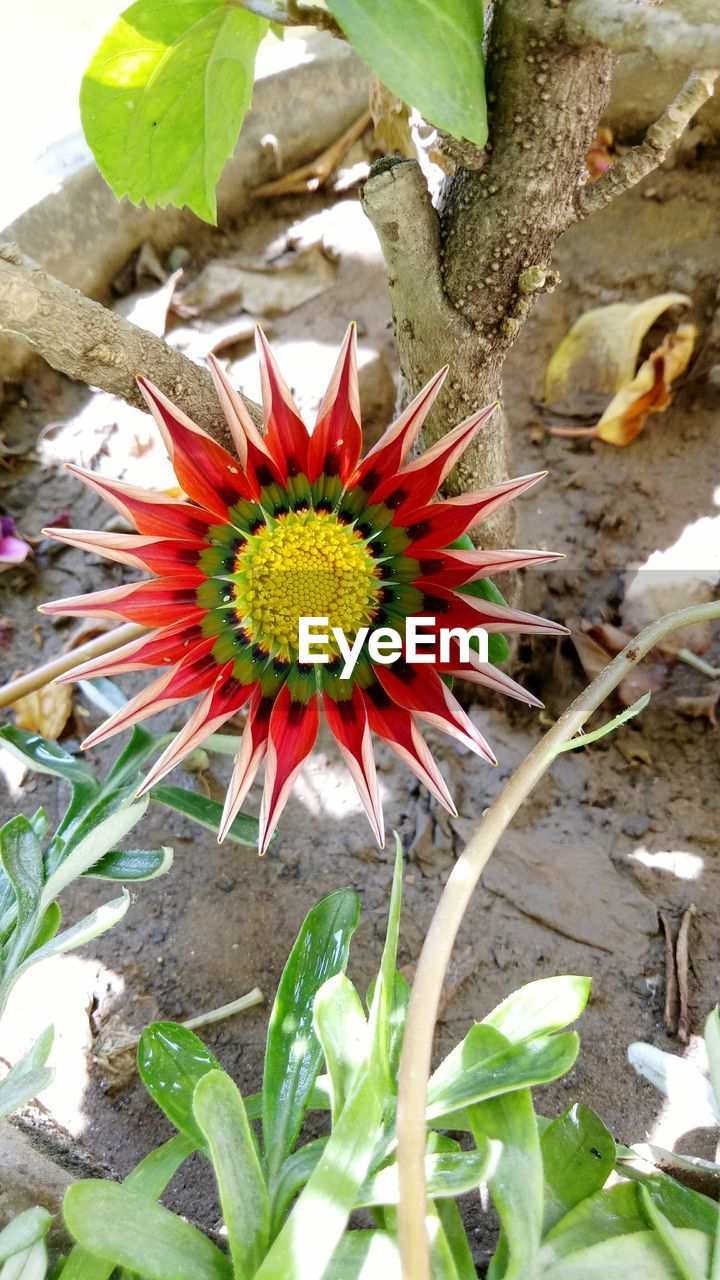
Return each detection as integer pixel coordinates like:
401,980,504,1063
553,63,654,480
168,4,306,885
541,1104,615,1232
540,1177,717,1265
80,0,268,222
433,1198,477,1280
327,1230,401,1279
427,1026,579,1120
13,892,131,990
357,1146,497,1207
367,837,404,1091
313,974,368,1123
61,1135,194,1280
193,1070,269,1278
484,976,591,1044
150,784,259,846
26,903,62,957
104,724,158,789
0,1028,53,1121
63,1181,232,1280
0,726,95,787
1,1238,48,1278
269,1138,327,1237
0,1208,51,1263
40,798,150,909
263,887,360,1188
639,1186,705,1280
0,816,44,971
465,1028,543,1280
138,1022,223,1151
83,845,173,881
326,0,486,148
539,1229,710,1279
255,1068,384,1280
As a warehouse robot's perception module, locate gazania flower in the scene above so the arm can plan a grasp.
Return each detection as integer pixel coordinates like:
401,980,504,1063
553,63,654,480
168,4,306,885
42,328,564,853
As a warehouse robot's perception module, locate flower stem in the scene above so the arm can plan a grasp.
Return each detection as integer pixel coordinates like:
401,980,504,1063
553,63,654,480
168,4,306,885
0,624,145,710
396,599,720,1280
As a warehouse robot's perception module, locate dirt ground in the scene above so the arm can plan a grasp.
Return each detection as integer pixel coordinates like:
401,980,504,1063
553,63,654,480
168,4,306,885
1,151,719,1264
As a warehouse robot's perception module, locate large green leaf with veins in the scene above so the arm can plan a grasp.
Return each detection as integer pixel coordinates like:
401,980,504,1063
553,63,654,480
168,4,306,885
81,0,267,222
327,0,487,148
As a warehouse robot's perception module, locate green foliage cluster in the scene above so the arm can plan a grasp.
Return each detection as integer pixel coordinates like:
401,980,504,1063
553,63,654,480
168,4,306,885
80,0,488,221
2,842,719,1278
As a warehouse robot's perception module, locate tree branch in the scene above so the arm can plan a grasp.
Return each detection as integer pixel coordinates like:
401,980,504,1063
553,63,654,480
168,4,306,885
577,68,719,216
566,0,720,69
0,244,262,449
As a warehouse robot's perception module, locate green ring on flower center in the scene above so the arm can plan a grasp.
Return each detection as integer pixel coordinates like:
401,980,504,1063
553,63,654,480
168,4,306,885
231,509,381,660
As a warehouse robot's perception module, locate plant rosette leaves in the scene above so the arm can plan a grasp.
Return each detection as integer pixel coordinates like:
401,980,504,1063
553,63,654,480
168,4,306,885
327,0,487,148
81,0,268,222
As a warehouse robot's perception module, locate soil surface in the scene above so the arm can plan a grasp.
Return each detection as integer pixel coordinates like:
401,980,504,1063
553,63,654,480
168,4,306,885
1,155,719,1266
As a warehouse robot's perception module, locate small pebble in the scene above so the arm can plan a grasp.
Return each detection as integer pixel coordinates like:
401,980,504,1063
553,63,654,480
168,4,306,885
621,814,650,839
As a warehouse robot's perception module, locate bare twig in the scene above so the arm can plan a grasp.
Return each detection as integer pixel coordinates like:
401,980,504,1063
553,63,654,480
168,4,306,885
660,911,679,1035
396,600,720,1280
0,245,262,447
566,0,720,69
577,69,720,216
254,111,371,197
0,623,144,710
676,903,697,1044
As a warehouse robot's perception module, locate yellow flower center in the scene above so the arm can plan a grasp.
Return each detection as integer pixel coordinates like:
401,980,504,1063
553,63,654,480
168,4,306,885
232,510,380,660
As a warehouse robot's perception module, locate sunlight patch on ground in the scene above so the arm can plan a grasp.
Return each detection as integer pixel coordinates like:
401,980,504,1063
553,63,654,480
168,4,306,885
630,846,704,880
2,954,123,1136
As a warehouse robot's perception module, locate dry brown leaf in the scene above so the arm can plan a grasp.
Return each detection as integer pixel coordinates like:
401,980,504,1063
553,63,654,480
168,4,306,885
544,292,690,405
14,682,72,739
369,74,414,157
596,323,697,446
585,126,615,182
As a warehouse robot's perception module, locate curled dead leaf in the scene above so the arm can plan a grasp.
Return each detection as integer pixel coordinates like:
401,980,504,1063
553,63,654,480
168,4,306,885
14,682,72,739
544,292,690,405
675,690,719,726
585,126,615,182
595,323,697,446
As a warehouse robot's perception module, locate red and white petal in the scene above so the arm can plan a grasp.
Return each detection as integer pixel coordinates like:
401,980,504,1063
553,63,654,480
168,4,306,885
137,377,252,517
65,465,213,540
307,323,362,484
55,620,208,684
350,366,448,489
258,685,320,854
439,645,543,708
136,669,252,796
323,687,384,846
416,547,564,590
375,662,496,763
40,576,203,628
218,689,273,842
402,472,547,550
362,686,456,815
370,403,496,515
42,528,203,575
418,582,569,637
81,643,219,748
255,327,309,479
207,355,282,494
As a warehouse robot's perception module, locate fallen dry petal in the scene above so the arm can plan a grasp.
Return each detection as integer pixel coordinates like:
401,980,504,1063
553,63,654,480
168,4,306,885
596,323,697,446
14,681,73,739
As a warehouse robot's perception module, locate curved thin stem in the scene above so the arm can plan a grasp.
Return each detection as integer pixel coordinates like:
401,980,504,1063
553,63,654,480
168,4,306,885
0,623,144,710
396,600,720,1280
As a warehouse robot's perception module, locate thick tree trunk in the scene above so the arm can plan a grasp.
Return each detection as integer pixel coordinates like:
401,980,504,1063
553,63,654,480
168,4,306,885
362,0,615,550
